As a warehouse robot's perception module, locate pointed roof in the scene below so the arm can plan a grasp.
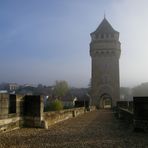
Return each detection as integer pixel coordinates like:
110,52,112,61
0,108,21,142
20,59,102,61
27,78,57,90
93,18,118,34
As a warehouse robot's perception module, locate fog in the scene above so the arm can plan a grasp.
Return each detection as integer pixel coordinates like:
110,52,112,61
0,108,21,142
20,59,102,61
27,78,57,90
0,0,148,87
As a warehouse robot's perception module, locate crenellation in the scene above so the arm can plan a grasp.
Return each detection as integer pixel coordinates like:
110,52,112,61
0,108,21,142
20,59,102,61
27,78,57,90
0,94,44,132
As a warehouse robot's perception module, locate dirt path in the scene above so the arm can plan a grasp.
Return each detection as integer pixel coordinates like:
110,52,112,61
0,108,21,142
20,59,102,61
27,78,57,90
0,110,148,148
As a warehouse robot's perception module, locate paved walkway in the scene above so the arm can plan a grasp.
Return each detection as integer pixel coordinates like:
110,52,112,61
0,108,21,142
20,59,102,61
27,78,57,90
0,110,148,148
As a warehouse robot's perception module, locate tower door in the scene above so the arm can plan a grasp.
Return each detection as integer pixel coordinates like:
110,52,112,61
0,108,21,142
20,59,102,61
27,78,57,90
100,94,112,109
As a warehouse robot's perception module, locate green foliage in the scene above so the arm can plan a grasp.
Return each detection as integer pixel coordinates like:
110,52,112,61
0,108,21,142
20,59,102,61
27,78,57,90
45,99,63,111
53,80,69,97
52,99,63,111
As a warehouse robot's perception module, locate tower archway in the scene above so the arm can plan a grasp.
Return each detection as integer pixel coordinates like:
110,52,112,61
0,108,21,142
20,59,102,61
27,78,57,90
99,93,112,109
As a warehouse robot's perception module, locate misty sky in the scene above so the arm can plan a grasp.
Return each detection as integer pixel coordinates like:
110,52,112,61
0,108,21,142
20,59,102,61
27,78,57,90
0,0,148,87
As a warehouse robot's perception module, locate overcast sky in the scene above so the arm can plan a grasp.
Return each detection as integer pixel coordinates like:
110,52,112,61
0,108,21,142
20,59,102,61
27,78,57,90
0,0,148,87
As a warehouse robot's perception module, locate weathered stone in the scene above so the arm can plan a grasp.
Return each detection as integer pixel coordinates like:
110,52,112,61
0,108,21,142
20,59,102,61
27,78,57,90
90,18,121,108
43,107,86,128
0,94,43,132
0,93,95,133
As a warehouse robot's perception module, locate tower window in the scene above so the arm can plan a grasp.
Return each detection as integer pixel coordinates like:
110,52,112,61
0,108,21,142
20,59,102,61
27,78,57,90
101,34,104,39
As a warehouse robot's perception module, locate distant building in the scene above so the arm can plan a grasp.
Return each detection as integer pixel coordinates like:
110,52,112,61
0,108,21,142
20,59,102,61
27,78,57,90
9,83,19,91
23,84,34,87
62,97,77,108
0,83,19,92
0,90,8,93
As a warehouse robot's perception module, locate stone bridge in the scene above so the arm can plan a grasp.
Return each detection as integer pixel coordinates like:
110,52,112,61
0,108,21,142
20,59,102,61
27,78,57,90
0,110,148,148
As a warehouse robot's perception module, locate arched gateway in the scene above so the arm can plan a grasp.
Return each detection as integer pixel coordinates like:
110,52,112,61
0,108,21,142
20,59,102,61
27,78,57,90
100,93,112,109
90,17,121,108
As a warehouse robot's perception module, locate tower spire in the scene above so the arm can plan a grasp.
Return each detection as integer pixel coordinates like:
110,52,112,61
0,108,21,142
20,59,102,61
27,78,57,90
104,11,106,19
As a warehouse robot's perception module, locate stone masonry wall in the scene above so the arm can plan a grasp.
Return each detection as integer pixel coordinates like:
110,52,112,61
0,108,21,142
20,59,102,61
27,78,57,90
0,94,24,132
42,107,96,129
0,93,96,132
22,95,44,128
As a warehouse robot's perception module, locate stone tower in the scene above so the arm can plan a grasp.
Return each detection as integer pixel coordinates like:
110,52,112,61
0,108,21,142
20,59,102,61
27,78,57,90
90,17,121,108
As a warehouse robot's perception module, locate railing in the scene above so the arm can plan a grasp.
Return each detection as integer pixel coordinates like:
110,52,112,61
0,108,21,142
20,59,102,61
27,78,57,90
117,107,133,124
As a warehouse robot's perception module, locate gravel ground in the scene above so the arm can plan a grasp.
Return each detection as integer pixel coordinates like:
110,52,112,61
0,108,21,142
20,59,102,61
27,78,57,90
0,110,148,148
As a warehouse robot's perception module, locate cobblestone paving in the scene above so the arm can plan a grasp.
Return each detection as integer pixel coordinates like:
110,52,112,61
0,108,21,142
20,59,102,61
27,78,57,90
0,110,148,148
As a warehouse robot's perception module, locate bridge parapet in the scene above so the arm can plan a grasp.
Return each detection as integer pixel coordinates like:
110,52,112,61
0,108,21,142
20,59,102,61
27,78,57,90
0,92,96,132
116,98,148,132
42,106,96,129
116,101,133,119
117,107,133,124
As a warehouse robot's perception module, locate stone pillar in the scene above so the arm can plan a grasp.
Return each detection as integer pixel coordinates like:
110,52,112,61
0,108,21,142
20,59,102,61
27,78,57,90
0,94,9,119
40,96,44,121
16,95,24,116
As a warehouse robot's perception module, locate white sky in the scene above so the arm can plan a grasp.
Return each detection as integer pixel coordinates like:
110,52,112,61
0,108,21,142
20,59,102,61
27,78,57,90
111,0,148,87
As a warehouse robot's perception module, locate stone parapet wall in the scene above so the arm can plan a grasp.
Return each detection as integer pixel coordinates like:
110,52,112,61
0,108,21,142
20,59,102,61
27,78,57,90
116,101,129,109
22,95,43,128
23,117,41,128
0,94,9,119
116,107,133,123
88,106,96,111
0,117,21,132
0,94,24,132
116,98,148,132
0,93,96,132
42,107,95,129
